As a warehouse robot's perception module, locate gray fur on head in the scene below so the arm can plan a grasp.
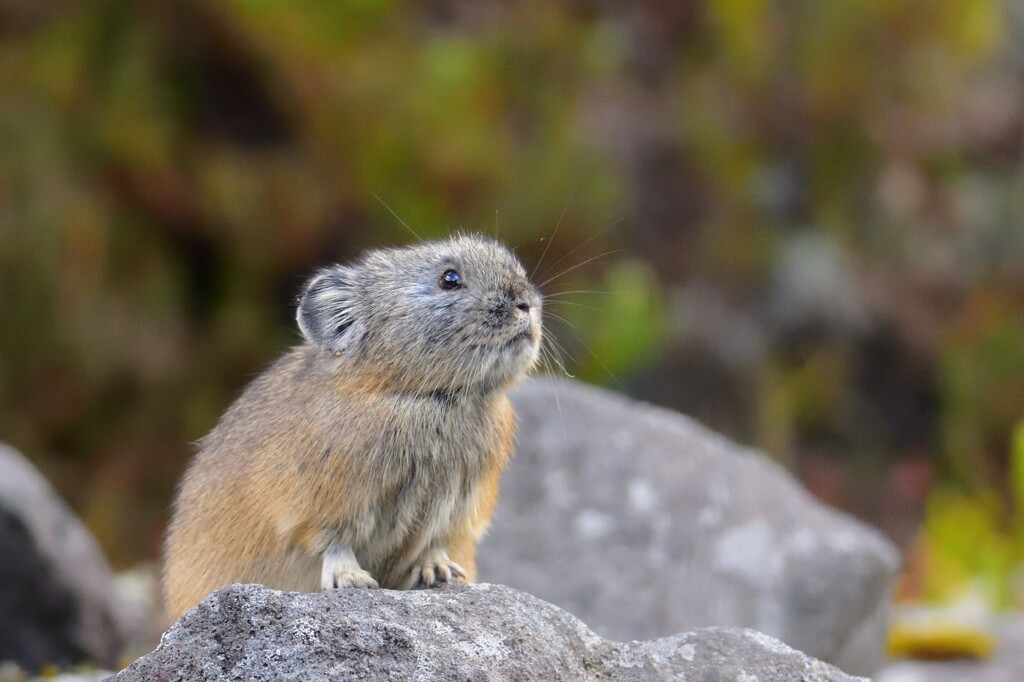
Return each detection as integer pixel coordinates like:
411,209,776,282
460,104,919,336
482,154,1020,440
296,234,542,394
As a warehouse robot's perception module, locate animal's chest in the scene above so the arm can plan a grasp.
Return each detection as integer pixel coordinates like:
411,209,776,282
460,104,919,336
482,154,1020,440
361,403,495,551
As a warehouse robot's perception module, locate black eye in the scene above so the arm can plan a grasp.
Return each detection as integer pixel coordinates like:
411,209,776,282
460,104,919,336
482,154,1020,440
440,269,462,290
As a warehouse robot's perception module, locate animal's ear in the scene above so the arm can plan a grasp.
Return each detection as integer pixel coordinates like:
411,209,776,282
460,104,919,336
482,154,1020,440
297,265,362,353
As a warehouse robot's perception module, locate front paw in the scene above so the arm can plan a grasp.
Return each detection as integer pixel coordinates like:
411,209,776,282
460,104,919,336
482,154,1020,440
408,549,466,589
322,565,379,590
321,544,378,590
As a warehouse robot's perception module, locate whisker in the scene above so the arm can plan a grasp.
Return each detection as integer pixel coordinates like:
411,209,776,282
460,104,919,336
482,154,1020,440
530,193,573,280
548,313,627,393
543,289,609,298
544,311,579,329
548,307,626,391
372,193,422,241
541,337,574,378
551,365,569,457
538,249,622,289
536,217,624,284
582,342,626,393
509,236,547,253
544,300,605,313
543,326,580,367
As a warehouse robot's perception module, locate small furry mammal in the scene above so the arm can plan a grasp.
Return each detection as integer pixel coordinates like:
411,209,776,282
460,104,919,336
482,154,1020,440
163,234,542,619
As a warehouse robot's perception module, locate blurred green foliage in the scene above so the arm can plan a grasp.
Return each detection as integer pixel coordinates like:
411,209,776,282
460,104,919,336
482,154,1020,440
939,296,1024,491
0,0,1022,582
552,259,667,386
919,490,1016,607
914,420,1024,609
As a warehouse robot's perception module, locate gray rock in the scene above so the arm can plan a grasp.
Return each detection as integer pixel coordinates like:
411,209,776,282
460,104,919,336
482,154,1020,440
114,582,864,681
479,377,899,675
0,444,126,670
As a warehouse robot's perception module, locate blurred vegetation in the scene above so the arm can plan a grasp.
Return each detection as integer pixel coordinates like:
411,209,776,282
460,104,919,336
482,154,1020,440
902,420,1024,610
0,0,1023,610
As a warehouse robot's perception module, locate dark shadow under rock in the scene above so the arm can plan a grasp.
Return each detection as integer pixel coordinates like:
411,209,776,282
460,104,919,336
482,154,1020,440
0,508,84,671
0,444,127,670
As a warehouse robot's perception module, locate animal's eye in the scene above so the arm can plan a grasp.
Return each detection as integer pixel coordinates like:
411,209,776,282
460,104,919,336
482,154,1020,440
440,269,462,290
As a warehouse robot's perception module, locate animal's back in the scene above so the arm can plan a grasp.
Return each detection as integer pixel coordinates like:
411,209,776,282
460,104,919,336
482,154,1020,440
164,349,325,615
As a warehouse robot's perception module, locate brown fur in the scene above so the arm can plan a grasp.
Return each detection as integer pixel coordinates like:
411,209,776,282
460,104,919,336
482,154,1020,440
164,236,539,619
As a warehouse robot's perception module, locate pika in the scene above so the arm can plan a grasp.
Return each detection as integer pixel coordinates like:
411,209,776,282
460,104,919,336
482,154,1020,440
163,234,542,619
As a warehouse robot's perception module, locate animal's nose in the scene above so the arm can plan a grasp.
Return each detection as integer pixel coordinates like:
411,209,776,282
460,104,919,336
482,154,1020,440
505,286,532,314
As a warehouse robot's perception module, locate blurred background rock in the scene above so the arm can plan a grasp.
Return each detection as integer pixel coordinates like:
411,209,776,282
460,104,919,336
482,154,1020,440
1,0,1023,618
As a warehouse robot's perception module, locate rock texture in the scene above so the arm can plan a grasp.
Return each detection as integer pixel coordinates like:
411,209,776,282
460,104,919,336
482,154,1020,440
479,377,899,675
0,444,125,670
115,582,864,681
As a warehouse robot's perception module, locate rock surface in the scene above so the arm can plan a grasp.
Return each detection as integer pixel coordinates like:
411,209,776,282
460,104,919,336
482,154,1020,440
479,377,899,675
115,582,864,681
0,444,126,670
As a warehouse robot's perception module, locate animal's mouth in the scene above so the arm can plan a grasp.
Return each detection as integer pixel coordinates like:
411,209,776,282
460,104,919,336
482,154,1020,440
504,329,533,348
